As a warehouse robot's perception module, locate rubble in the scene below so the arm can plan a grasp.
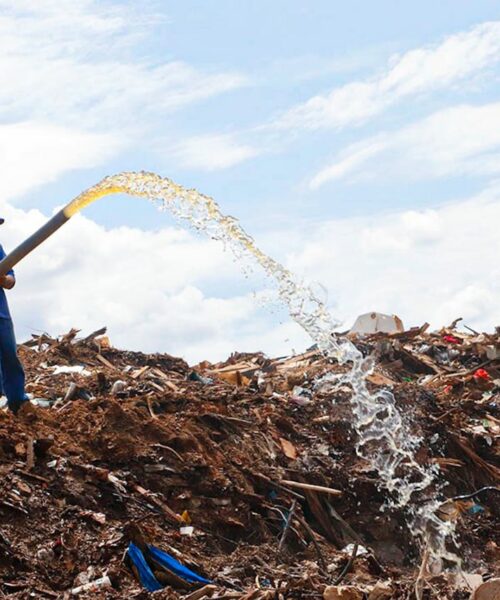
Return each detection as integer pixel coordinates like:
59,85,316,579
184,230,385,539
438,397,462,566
0,321,498,598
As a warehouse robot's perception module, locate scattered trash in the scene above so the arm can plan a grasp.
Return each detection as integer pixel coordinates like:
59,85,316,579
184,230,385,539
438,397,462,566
127,541,210,592
71,575,112,595
127,543,162,592
349,312,404,335
52,365,92,376
111,379,127,395
368,581,393,600
485,345,500,360
343,543,368,556
324,585,363,600
146,544,211,585
30,398,53,408
188,371,213,385
473,368,491,382
279,437,298,460
0,324,497,598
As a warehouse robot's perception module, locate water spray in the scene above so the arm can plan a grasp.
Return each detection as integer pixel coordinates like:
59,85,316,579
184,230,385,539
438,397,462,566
0,171,453,565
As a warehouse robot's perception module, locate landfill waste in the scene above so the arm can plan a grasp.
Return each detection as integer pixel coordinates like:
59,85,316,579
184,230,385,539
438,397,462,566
349,313,404,335
127,541,211,591
0,323,497,598
71,575,112,596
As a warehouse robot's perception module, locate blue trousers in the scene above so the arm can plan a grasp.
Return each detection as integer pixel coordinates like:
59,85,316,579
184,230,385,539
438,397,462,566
0,318,27,413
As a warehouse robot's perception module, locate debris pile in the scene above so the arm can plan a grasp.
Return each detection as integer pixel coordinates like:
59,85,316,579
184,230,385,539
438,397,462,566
0,321,498,598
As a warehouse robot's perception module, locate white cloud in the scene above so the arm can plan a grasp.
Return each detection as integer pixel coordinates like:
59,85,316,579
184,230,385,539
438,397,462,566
0,3,245,127
276,21,500,131
0,121,122,199
0,0,246,182
170,134,260,171
310,140,388,188
287,185,500,332
309,102,500,188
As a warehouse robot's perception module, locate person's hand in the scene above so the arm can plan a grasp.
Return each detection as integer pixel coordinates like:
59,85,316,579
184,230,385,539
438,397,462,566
0,275,15,289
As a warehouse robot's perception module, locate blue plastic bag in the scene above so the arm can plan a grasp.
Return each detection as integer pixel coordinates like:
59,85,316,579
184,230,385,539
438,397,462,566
127,542,163,592
147,545,211,585
127,542,211,591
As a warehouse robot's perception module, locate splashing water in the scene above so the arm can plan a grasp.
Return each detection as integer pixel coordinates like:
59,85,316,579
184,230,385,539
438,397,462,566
66,171,455,564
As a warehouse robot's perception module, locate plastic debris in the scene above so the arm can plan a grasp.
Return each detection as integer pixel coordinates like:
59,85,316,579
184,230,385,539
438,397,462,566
146,545,211,585
127,542,210,592
71,575,112,595
127,543,163,592
51,365,91,376
473,368,491,381
349,312,404,335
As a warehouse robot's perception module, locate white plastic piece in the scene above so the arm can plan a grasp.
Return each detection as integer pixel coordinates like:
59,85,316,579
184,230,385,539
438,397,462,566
52,365,92,376
350,312,404,335
342,543,368,556
180,526,194,536
71,575,111,595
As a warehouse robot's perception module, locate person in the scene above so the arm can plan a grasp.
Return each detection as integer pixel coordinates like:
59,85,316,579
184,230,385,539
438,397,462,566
0,218,28,415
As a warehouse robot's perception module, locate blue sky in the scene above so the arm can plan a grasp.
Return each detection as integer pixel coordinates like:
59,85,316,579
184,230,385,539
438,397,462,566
0,1,499,361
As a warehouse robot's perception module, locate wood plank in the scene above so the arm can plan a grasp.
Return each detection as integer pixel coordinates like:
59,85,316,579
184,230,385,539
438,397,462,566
96,353,119,371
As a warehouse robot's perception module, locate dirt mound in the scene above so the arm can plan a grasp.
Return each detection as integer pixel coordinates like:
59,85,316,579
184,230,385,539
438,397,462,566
0,324,498,598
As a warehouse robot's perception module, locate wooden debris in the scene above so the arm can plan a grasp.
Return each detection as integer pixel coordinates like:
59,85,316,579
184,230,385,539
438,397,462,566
281,480,342,496
183,585,217,600
3,323,498,598
96,353,118,371
26,438,35,470
279,438,298,460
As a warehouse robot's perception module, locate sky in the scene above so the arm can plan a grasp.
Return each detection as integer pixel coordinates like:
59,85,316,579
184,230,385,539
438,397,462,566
0,0,499,363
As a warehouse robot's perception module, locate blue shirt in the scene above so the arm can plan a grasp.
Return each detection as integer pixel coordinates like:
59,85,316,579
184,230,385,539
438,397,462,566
0,244,14,320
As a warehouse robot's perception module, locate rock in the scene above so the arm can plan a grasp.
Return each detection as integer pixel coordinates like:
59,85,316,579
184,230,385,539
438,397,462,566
324,586,363,600
472,578,500,600
368,581,393,599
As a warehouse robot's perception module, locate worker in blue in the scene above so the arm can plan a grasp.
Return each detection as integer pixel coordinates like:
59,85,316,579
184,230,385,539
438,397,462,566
0,218,29,415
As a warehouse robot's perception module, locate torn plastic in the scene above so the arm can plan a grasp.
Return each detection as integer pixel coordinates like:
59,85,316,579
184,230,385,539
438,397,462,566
146,545,211,585
349,312,404,335
127,542,211,592
127,542,162,592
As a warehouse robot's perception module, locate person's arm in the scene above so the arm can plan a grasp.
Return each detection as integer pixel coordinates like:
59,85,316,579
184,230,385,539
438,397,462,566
0,274,15,289
0,244,16,289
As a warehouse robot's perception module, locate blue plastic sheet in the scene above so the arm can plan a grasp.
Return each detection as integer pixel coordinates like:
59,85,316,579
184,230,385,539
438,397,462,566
127,542,162,592
127,542,211,591
147,545,211,585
